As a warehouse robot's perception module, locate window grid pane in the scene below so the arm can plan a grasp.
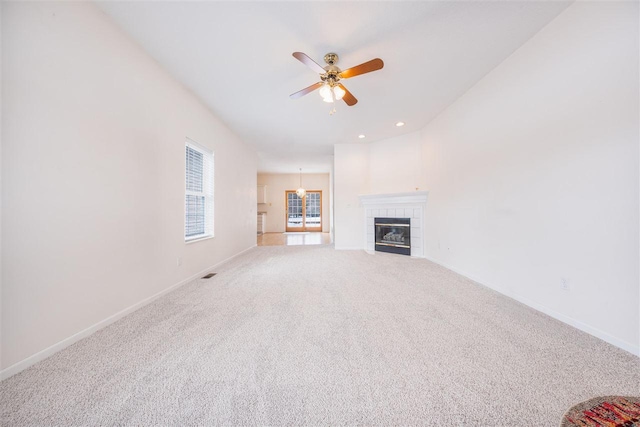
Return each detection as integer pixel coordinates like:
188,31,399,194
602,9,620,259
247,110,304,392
185,147,203,192
305,192,321,226
185,195,206,237
185,141,213,240
287,192,302,227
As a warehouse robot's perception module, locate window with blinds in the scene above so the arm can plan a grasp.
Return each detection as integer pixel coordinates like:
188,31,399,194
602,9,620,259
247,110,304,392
185,139,214,241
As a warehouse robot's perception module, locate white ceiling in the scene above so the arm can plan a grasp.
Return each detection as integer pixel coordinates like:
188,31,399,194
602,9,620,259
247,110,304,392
97,1,571,173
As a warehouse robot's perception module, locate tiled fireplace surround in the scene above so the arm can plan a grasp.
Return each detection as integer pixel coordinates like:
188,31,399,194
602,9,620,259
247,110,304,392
359,191,429,257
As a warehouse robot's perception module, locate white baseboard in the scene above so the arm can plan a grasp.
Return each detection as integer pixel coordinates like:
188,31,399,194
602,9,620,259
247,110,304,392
334,246,364,250
364,249,425,259
424,255,640,357
0,245,257,381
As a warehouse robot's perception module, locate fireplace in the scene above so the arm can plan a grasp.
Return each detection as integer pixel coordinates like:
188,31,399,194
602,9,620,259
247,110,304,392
359,191,427,257
375,217,411,256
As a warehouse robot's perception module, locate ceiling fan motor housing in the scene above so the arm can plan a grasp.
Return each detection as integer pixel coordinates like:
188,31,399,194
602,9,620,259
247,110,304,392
322,68,341,86
324,52,339,65
323,55,342,84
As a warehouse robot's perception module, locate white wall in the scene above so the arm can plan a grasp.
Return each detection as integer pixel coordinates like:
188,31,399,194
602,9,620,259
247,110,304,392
257,173,330,233
334,144,370,249
334,1,639,354
369,132,427,194
329,163,335,239
1,1,257,373
334,133,427,249
422,1,638,354
0,3,3,371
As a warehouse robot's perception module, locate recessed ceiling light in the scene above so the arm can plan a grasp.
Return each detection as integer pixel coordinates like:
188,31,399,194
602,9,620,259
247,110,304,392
358,134,366,139
395,121,405,127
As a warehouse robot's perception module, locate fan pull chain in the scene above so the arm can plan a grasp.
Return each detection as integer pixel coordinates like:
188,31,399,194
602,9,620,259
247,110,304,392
329,87,337,115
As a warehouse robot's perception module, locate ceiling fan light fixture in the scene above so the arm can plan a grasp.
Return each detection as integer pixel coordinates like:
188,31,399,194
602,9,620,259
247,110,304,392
333,85,345,100
319,83,345,103
319,84,332,102
291,52,383,108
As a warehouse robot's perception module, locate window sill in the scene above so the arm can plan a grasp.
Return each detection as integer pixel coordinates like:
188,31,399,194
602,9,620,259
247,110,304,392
185,235,214,244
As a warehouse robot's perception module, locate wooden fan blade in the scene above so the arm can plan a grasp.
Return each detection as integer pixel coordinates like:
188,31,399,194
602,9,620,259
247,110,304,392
338,84,357,106
290,82,323,99
339,58,384,79
292,52,326,75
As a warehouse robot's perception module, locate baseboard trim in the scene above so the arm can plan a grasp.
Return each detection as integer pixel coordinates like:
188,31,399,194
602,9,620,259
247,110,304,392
424,255,640,357
0,245,257,381
334,246,364,250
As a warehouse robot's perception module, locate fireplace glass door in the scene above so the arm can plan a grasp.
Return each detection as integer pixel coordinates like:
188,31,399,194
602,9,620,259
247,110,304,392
375,217,411,255
286,191,322,232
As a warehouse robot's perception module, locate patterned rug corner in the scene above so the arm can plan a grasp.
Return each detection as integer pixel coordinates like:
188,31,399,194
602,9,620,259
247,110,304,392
561,396,640,426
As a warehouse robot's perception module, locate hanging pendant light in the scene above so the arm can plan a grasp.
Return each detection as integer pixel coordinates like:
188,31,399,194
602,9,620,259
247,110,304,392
296,168,306,198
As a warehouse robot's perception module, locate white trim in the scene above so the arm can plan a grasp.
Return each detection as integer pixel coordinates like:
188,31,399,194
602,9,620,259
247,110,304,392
0,245,257,381
424,254,640,357
185,235,214,244
359,191,429,206
334,246,365,251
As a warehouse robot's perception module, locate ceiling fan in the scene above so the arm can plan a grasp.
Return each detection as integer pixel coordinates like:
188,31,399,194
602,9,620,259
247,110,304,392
290,52,384,107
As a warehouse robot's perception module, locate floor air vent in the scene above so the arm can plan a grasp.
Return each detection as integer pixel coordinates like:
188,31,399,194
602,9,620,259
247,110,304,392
201,273,217,279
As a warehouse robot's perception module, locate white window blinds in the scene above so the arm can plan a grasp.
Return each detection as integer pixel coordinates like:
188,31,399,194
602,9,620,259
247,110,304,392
185,139,214,241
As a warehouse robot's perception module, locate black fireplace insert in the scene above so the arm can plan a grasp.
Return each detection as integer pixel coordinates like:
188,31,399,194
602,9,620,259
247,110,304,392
375,217,411,256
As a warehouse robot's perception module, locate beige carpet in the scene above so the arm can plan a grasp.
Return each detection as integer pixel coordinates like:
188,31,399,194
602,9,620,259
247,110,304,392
1,246,638,426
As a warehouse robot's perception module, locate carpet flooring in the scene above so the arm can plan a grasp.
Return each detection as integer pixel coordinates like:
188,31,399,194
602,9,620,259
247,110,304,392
1,246,638,426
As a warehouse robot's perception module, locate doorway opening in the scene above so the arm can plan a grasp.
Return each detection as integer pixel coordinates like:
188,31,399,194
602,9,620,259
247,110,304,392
286,190,322,232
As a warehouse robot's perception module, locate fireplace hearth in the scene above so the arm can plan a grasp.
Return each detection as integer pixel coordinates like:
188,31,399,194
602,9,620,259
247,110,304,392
375,217,411,256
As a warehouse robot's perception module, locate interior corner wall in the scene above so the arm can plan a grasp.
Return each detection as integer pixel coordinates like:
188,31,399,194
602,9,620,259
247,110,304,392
256,173,330,233
333,144,370,249
420,1,639,354
368,132,427,194
333,132,428,250
329,160,335,240
332,1,638,354
1,1,257,373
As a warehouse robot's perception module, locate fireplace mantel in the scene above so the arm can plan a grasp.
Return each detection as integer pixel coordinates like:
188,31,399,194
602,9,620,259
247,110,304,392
359,191,429,206
358,191,429,257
